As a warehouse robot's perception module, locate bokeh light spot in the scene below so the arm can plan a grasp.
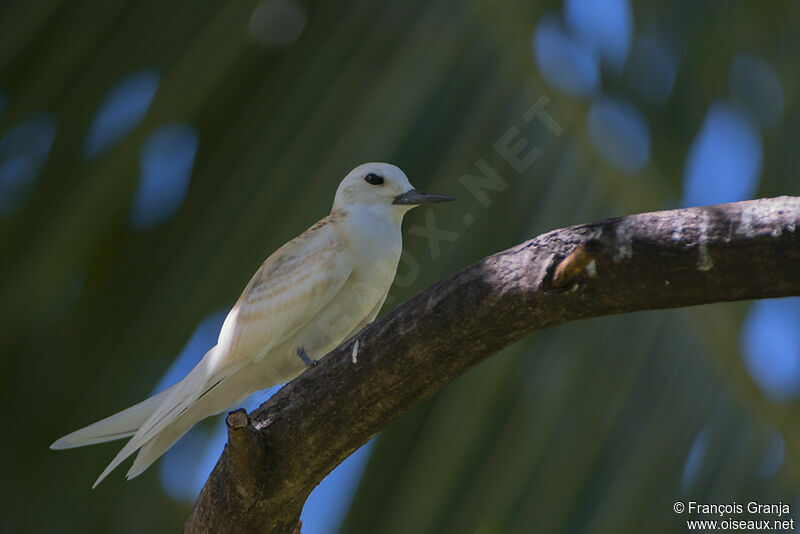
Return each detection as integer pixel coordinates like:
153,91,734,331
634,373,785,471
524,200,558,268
682,427,709,492
301,439,376,534
682,101,762,207
728,54,784,129
624,35,677,104
741,298,800,403
588,96,650,172
84,70,160,160
533,15,600,98
130,123,198,229
758,426,785,478
248,0,306,48
0,112,56,214
564,0,633,71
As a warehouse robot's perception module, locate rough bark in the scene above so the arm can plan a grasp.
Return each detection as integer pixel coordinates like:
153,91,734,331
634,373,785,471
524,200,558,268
185,196,800,534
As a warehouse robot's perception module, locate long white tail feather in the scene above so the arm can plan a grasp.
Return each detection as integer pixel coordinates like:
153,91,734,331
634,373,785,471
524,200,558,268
50,385,178,450
91,346,243,488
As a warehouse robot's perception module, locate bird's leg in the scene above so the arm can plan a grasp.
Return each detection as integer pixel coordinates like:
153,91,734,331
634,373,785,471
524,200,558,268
297,346,317,367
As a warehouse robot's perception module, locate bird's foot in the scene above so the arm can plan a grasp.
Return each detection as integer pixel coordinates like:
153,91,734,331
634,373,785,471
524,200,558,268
297,346,317,367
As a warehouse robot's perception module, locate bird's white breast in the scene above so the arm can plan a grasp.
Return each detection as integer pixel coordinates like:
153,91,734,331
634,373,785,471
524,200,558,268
343,204,404,287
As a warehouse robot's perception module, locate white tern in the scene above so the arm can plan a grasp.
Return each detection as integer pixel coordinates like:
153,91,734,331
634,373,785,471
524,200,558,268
51,162,454,487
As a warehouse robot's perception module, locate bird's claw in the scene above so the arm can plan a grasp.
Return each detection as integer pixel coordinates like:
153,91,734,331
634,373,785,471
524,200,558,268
297,347,316,367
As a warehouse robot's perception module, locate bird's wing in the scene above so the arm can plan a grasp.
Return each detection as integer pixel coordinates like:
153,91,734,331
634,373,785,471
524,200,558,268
218,217,355,367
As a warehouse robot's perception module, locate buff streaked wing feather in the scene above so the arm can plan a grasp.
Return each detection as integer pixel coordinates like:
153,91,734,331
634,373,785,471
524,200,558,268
217,213,355,366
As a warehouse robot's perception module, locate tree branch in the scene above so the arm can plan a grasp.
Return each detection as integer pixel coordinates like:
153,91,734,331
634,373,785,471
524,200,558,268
185,196,800,534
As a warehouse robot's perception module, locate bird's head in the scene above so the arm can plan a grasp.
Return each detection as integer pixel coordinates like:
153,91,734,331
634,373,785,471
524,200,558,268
333,162,454,217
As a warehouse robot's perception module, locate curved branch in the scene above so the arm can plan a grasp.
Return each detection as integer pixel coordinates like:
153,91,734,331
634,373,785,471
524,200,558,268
185,196,800,534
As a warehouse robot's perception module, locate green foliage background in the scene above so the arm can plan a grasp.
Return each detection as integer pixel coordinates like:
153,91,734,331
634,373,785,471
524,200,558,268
1,0,799,532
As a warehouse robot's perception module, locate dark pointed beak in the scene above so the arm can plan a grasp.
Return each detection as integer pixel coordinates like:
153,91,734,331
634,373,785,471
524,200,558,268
393,189,455,205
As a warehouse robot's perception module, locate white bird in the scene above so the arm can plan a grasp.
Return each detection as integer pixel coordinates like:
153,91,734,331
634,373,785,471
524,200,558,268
51,162,453,487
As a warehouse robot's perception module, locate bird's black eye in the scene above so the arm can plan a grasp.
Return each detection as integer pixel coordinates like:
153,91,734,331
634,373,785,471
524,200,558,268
364,173,384,185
